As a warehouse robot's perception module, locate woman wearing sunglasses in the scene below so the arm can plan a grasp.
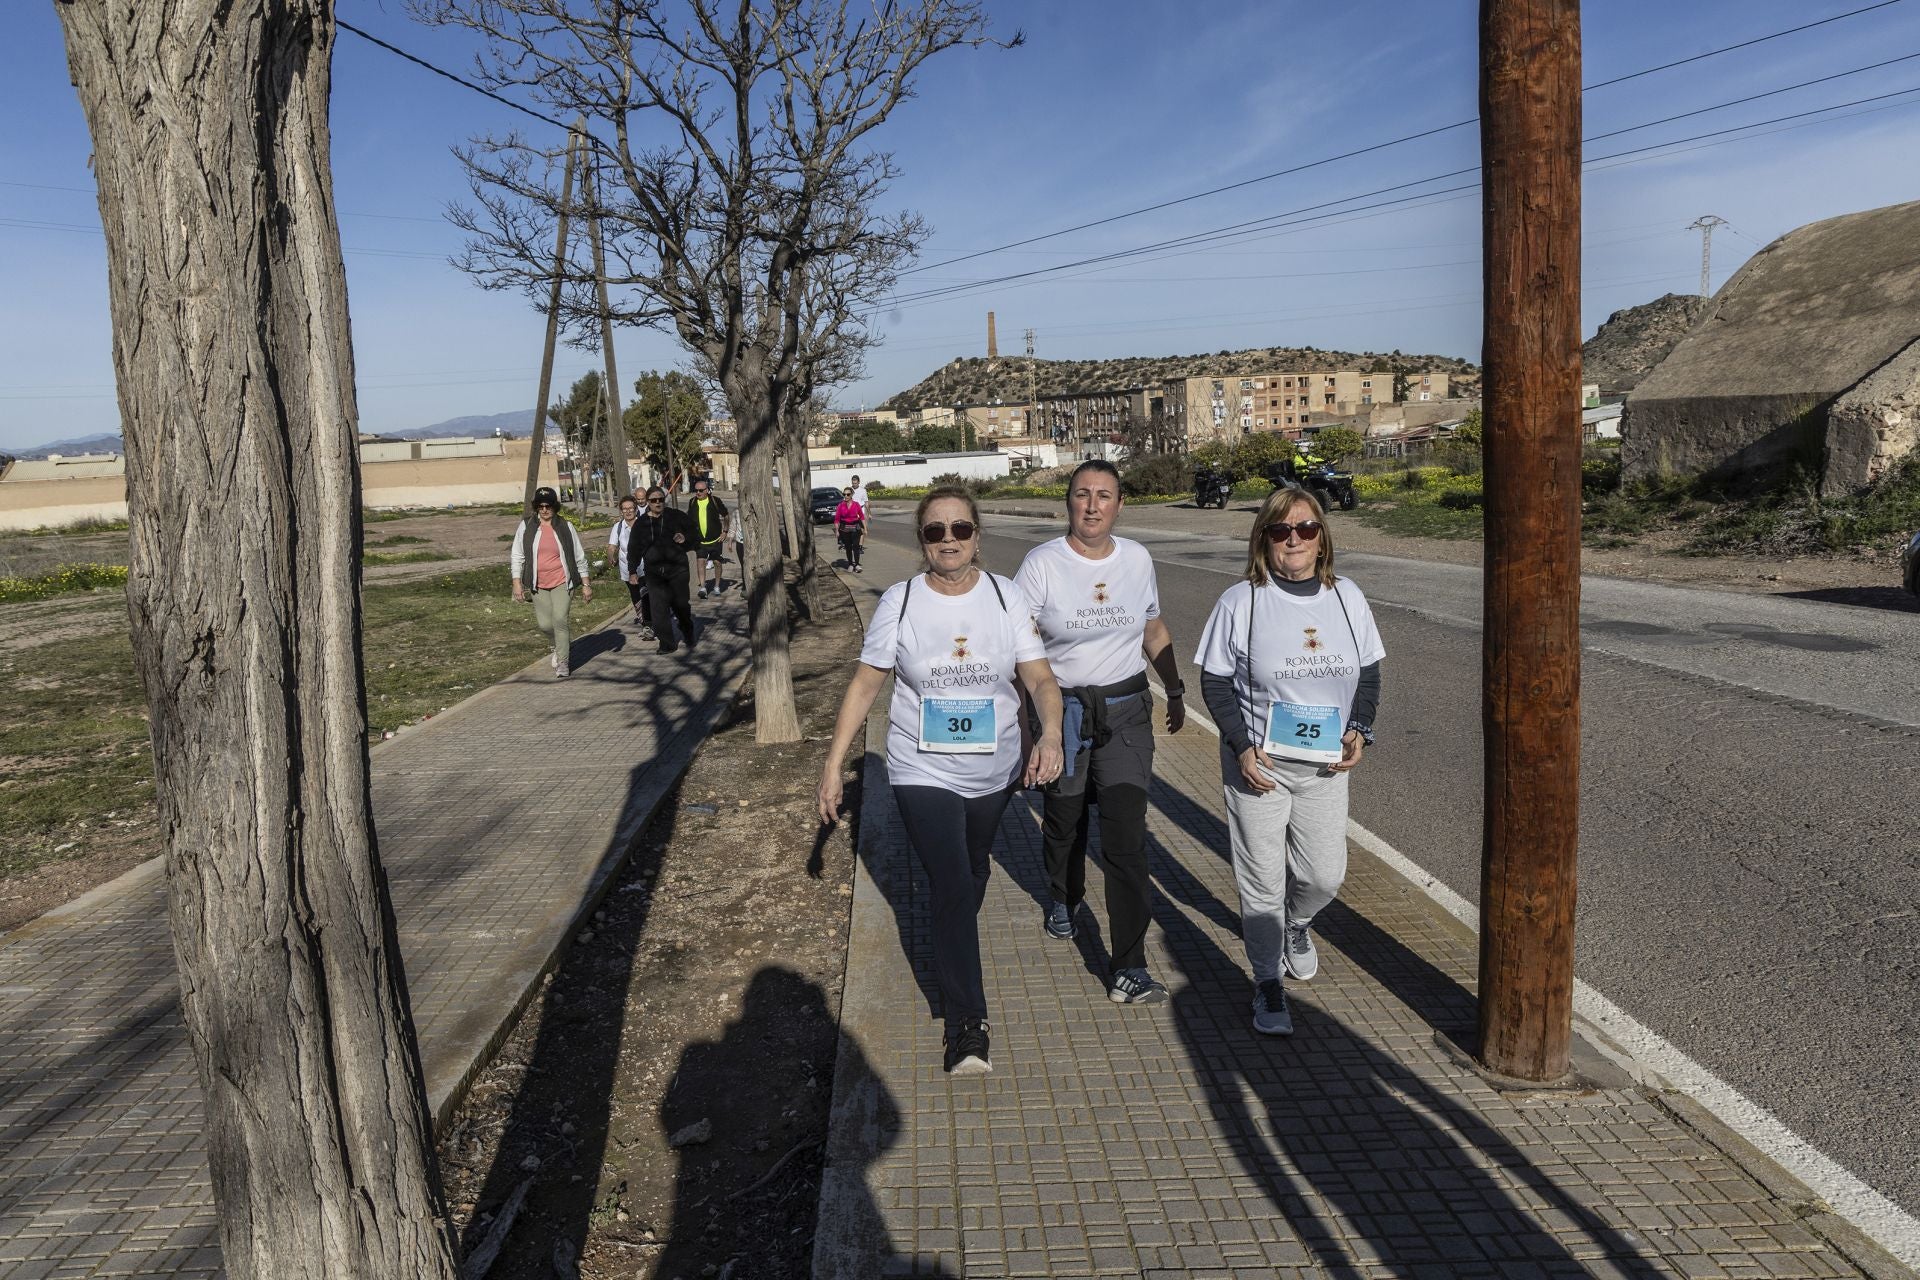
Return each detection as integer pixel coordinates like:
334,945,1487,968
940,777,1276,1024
817,487,1065,1075
1193,486,1384,1037
833,486,868,573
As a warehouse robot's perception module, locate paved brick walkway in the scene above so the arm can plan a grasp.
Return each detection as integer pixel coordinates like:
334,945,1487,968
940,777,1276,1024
0,595,751,1279
816,543,1891,1280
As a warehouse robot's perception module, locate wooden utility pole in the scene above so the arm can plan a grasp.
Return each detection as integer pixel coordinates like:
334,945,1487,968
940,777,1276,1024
523,122,584,514
1477,0,1584,1083
585,159,625,511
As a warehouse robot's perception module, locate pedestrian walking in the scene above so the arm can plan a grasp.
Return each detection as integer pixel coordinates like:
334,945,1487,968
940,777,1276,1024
833,486,867,573
1193,486,1384,1036
849,473,869,514
1013,460,1186,1005
608,496,655,642
817,486,1065,1075
625,485,698,653
688,477,731,596
509,486,594,678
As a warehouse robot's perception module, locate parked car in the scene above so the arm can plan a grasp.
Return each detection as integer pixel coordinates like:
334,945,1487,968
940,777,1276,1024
810,486,843,524
1903,528,1920,597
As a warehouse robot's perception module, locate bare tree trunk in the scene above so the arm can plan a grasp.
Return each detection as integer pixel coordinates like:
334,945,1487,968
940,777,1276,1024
779,411,821,619
731,387,803,744
54,5,460,1278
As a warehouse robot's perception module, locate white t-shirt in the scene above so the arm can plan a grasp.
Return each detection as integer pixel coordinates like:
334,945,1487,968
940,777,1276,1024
860,571,1046,798
1014,535,1160,689
608,516,636,562
1193,577,1385,756
851,484,869,513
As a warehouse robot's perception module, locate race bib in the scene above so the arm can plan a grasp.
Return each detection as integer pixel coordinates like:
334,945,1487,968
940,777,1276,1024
919,697,995,754
1264,701,1344,764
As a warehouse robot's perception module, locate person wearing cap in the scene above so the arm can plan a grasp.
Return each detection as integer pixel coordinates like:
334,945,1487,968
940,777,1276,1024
687,477,731,597
625,485,699,653
510,486,594,678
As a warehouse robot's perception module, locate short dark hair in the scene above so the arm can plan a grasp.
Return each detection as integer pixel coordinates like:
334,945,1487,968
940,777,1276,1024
645,487,665,501
1067,459,1122,493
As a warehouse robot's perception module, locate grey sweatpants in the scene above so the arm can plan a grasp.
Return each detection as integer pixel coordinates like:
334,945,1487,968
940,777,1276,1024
1220,743,1349,982
532,585,573,661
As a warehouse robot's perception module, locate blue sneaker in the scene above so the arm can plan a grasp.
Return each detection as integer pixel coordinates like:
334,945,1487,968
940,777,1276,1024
1043,899,1076,940
1253,979,1294,1036
1108,967,1169,1005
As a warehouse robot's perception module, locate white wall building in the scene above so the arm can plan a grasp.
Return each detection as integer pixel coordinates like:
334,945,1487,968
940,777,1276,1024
810,450,1011,492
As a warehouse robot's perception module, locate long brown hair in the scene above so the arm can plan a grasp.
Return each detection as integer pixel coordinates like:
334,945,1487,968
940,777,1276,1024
915,485,984,572
1244,486,1336,588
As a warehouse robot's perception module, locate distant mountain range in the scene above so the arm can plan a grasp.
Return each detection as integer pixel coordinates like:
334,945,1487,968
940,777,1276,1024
9,410,540,460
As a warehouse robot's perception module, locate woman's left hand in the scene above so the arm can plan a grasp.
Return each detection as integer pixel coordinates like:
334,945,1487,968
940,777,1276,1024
1024,733,1065,788
1328,730,1365,773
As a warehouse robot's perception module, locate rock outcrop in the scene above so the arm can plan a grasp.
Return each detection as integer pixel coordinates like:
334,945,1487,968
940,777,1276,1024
1582,293,1706,394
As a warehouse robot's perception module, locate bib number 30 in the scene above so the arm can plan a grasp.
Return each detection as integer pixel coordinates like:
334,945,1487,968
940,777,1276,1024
1263,701,1344,765
920,697,996,754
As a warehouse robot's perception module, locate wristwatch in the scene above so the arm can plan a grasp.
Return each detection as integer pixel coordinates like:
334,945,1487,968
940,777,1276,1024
1346,719,1375,747
1165,683,1185,699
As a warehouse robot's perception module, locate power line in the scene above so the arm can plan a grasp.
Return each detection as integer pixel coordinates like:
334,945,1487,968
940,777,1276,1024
334,18,573,134
902,0,1909,277
881,81,1920,311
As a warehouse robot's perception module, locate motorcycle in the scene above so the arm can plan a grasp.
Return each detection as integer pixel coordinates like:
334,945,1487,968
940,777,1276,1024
1192,466,1236,510
1264,459,1359,511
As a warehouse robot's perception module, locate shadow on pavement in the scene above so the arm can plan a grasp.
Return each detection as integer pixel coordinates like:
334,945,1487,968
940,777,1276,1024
1777,584,1919,613
1145,773,1665,1276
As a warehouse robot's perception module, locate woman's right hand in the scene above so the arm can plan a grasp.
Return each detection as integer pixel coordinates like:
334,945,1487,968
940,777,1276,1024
816,767,845,827
512,584,526,603
1237,745,1278,794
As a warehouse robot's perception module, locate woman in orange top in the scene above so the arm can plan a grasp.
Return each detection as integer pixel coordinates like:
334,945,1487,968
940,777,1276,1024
509,486,594,677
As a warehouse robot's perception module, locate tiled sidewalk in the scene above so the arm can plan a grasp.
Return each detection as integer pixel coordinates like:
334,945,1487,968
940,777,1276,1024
815,549,1893,1280
0,595,751,1279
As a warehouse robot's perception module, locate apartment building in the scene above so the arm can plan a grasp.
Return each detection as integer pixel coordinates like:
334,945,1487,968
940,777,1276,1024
1030,386,1155,456
955,401,1034,439
1163,370,1454,442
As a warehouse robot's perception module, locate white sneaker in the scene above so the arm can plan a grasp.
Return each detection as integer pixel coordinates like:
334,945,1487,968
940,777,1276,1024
1253,979,1294,1036
555,661,570,679
1284,921,1319,982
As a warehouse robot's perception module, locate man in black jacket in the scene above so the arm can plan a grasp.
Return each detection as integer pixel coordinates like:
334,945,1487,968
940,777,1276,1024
625,486,698,652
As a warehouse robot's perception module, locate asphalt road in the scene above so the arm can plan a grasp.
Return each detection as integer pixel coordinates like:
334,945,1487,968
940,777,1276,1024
850,507,1920,1223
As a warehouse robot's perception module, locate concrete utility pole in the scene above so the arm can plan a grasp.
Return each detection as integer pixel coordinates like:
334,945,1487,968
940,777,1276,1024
523,120,585,514
1477,0,1584,1083
1688,215,1728,299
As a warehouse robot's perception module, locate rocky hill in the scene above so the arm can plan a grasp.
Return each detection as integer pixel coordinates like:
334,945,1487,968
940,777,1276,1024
879,344,1480,411
1582,293,1708,394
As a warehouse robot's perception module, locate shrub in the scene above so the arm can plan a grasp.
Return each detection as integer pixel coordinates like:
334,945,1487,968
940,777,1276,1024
1119,453,1188,498
1581,454,1621,493
1436,479,1484,510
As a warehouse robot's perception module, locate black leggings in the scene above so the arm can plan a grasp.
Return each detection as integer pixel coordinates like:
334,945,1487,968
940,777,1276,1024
892,784,1014,1029
838,526,863,567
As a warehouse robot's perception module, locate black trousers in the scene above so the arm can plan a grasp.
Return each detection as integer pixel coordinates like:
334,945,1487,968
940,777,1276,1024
893,784,1015,1029
838,527,863,567
1042,693,1154,972
624,576,651,625
643,559,694,647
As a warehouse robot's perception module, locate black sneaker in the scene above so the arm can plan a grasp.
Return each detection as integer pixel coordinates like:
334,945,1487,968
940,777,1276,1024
1108,967,1169,1005
943,1019,992,1075
1253,978,1294,1036
1043,899,1076,940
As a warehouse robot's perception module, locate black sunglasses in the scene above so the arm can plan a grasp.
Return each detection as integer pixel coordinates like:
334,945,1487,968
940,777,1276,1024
645,495,665,504
920,520,978,544
1263,519,1323,543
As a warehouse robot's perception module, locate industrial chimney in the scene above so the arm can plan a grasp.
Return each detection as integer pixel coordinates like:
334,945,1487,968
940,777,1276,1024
986,311,998,361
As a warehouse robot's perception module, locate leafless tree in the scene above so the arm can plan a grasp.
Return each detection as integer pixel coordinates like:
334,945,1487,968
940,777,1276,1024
53,5,459,1278
420,0,1013,742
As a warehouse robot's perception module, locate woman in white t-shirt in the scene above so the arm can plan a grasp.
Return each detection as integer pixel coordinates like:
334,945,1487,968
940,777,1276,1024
817,487,1065,1076
1193,486,1384,1038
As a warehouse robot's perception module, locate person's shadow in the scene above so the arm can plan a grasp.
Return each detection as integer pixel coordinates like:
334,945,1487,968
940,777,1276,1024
1144,777,1665,1276
657,967,947,1279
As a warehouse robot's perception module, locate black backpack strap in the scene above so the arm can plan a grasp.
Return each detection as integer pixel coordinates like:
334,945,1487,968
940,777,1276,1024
986,571,1007,611
898,575,913,624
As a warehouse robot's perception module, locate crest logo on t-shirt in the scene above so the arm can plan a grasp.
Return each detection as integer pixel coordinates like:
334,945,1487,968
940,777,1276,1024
1092,581,1110,604
1302,626,1324,653
952,636,971,659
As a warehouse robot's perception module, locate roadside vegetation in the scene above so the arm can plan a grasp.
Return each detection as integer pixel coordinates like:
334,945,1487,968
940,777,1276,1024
0,562,130,604
0,564,623,891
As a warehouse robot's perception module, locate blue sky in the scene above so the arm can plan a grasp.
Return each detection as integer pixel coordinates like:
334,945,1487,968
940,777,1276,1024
4,0,1919,451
